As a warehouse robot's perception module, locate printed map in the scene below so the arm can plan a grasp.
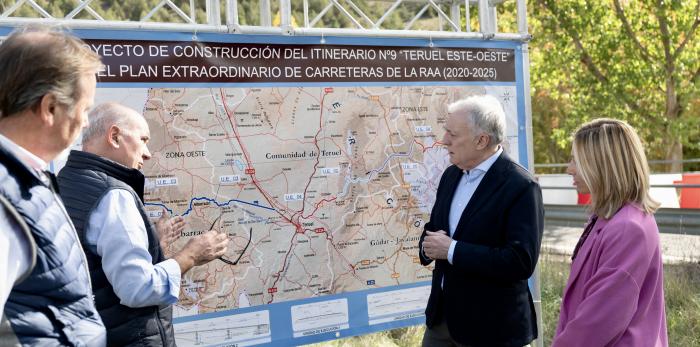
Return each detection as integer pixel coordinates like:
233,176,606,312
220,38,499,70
94,86,518,318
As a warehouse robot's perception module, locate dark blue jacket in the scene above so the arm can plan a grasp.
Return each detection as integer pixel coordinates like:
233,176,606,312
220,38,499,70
419,154,544,347
57,150,175,347
0,143,106,346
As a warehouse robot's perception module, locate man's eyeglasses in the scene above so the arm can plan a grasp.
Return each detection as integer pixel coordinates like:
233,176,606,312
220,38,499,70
209,214,252,266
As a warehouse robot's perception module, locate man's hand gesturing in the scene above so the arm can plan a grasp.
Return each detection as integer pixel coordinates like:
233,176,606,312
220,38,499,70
154,209,185,257
173,229,229,275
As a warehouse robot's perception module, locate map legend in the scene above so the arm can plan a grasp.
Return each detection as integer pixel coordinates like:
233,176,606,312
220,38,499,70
174,311,271,346
291,298,349,337
367,285,431,324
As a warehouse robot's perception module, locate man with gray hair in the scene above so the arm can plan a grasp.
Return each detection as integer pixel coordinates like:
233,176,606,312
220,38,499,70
419,95,544,346
0,28,106,345
57,102,230,346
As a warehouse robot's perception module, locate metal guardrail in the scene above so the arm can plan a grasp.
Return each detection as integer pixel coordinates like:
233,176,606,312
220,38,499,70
541,184,700,190
535,158,700,168
544,204,700,236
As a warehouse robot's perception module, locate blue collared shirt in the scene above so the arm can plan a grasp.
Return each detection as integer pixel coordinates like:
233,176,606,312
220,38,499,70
446,147,503,264
86,189,181,308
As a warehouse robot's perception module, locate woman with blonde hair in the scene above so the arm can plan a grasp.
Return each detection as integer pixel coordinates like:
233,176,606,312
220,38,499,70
552,118,668,347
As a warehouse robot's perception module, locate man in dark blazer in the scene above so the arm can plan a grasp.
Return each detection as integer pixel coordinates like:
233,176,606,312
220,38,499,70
419,95,543,347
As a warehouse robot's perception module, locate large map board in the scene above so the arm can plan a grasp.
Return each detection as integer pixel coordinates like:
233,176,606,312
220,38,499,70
2,28,531,346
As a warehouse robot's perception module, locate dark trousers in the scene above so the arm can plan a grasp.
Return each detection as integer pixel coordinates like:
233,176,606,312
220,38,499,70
421,298,532,347
421,296,470,347
422,318,471,347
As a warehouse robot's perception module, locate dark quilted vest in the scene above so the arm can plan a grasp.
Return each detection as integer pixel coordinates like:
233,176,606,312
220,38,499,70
0,144,106,346
57,150,175,347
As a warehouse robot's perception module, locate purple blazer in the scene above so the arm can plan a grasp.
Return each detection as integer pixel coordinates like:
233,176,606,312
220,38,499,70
552,203,668,347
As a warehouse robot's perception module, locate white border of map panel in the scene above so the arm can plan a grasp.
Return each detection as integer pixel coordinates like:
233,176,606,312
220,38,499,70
174,310,271,347
50,88,150,173
486,86,519,161
291,298,349,338
94,88,149,112
366,285,431,324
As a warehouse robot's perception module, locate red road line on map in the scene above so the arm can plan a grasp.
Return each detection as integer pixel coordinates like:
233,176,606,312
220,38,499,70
218,88,370,304
290,91,326,223
266,232,301,304
269,90,333,302
301,197,337,220
414,139,444,152
218,89,296,224
266,90,363,303
218,88,309,303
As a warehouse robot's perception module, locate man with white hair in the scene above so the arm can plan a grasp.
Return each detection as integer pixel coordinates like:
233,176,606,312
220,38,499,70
419,95,544,346
57,102,230,346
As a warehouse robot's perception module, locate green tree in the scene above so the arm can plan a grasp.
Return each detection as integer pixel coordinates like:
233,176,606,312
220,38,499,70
7,0,698,172
531,0,700,172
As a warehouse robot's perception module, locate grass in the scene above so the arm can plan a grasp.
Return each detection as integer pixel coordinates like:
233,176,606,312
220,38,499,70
539,252,570,346
309,326,425,347
310,254,700,347
662,262,700,347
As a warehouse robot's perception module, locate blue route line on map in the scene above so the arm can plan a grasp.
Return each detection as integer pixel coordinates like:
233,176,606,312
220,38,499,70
364,142,415,178
145,197,275,216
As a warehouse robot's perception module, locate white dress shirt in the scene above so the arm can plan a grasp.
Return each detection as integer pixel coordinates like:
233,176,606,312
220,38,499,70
446,147,503,264
0,208,30,318
0,133,44,318
86,189,181,308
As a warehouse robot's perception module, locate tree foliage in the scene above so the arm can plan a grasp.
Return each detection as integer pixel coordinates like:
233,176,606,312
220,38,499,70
2,0,699,172
531,0,700,172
